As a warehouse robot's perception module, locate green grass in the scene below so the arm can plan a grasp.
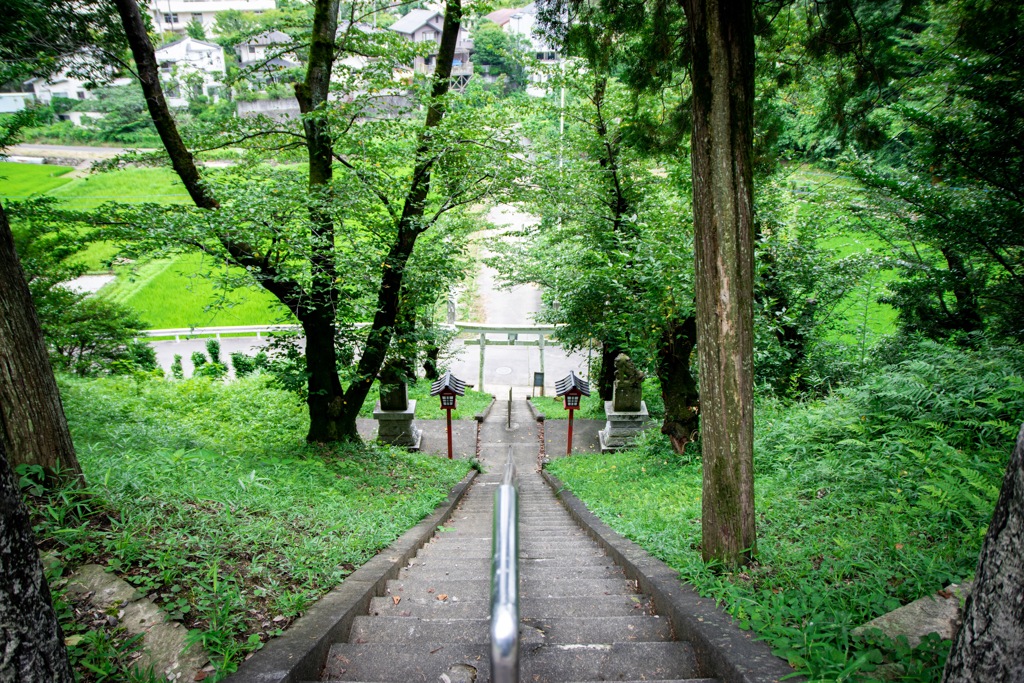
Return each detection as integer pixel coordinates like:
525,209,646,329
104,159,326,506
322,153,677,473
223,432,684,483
47,167,189,209
358,382,494,420
531,393,605,420
0,161,75,198
29,373,471,681
100,253,292,328
531,378,665,420
548,340,1024,682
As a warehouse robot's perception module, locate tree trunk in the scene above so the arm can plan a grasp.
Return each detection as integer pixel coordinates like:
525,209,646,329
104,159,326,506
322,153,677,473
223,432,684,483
0,201,82,480
685,0,757,567
0,434,74,682
597,343,622,401
294,0,345,442
112,0,218,211
657,315,699,455
335,0,463,436
942,424,1024,683
115,0,347,443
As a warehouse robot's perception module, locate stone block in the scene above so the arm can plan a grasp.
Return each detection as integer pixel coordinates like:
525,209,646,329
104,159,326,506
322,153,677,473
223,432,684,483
373,400,422,450
853,582,972,648
599,401,649,452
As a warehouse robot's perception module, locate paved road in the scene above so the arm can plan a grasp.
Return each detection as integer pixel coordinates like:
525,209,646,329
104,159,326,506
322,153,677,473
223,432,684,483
6,144,146,160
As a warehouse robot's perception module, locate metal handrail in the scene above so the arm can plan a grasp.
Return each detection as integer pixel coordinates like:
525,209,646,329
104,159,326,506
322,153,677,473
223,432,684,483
491,446,519,683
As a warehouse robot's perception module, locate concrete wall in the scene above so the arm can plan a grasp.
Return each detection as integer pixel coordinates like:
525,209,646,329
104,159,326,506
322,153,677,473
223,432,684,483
237,97,301,120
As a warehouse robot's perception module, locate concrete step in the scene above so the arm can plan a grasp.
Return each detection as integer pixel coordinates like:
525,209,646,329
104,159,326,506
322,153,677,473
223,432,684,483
415,546,607,561
416,540,601,554
322,641,700,681
369,594,654,619
404,555,614,571
316,680,719,683
397,565,623,583
385,578,638,600
348,615,673,645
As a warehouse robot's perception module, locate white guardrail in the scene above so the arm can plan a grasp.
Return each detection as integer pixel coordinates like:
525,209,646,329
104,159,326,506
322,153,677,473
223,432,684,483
141,322,561,341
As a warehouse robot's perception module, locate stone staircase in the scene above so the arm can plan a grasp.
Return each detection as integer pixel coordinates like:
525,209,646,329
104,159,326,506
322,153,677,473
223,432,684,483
315,401,718,683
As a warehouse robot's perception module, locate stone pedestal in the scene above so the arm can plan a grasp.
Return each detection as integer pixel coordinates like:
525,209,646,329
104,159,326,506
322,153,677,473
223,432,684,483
598,401,649,452
373,400,422,450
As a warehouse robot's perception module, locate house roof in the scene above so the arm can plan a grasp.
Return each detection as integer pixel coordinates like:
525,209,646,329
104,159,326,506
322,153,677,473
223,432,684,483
238,30,291,47
156,36,222,53
484,8,519,26
485,4,536,25
389,8,442,35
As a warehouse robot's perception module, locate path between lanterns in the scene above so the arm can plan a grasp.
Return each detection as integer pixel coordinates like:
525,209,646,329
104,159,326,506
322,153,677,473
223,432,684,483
314,399,718,683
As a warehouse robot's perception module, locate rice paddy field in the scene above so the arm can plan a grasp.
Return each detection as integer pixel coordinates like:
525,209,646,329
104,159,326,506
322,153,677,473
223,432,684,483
2,161,286,327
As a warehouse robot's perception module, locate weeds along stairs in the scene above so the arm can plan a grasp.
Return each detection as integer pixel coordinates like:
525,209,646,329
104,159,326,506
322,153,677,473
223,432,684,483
316,399,718,683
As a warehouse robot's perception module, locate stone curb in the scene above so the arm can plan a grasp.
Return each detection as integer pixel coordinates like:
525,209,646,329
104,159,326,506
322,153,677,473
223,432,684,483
525,396,545,421
540,470,801,683
474,396,497,422
222,469,478,683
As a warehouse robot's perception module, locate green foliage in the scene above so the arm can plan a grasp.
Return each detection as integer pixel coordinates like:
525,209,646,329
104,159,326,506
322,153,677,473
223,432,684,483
357,382,493,420
472,21,528,92
171,354,184,379
205,338,223,365
30,373,470,679
0,161,75,198
230,350,269,377
549,339,1024,682
186,19,206,40
7,198,151,375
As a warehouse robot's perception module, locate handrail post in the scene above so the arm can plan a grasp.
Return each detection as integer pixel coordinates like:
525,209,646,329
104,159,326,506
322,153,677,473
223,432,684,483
491,446,519,683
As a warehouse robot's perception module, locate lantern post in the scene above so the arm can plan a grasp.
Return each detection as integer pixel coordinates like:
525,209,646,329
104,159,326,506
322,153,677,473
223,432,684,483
555,372,590,456
430,371,466,459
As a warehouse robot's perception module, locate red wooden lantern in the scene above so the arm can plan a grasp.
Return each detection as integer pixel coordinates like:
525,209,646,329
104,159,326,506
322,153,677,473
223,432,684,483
430,371,466,459
555,372,590,456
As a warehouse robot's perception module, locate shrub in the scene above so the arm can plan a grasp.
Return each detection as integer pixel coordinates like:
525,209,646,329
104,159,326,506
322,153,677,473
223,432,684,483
205,339,222,365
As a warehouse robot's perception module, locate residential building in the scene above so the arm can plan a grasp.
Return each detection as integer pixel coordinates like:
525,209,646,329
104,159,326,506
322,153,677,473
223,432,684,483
148,0,276,36
388,9,473,85
484,3,560,76
236,30,298,66
155,37,226,106
23,71,94,104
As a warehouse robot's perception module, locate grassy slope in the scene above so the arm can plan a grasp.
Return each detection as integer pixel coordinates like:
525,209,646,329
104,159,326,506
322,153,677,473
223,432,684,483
548,342,1024,682
9,165,286,325
0,161,75,197
357,382,494,420
101,253,292,328
34,374,470,680
787,164,898,345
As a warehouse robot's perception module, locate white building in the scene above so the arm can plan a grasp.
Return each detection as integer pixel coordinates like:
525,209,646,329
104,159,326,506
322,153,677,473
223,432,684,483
484,4,559,74
155,37,227,105
23,71,94,104
148,0,276,36
0,93,35,113
236,30,299,68
388,9,473,84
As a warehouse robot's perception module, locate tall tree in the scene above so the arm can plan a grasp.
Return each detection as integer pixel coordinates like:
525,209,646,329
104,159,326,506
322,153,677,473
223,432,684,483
684,0,757,566
0,203,83,478
943,423,1024,682
112,0,479,442
0,435,74,682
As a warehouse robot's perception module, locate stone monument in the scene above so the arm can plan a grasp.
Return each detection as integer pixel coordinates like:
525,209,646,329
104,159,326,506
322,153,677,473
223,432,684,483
373,363,422,450
598,354,649,452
